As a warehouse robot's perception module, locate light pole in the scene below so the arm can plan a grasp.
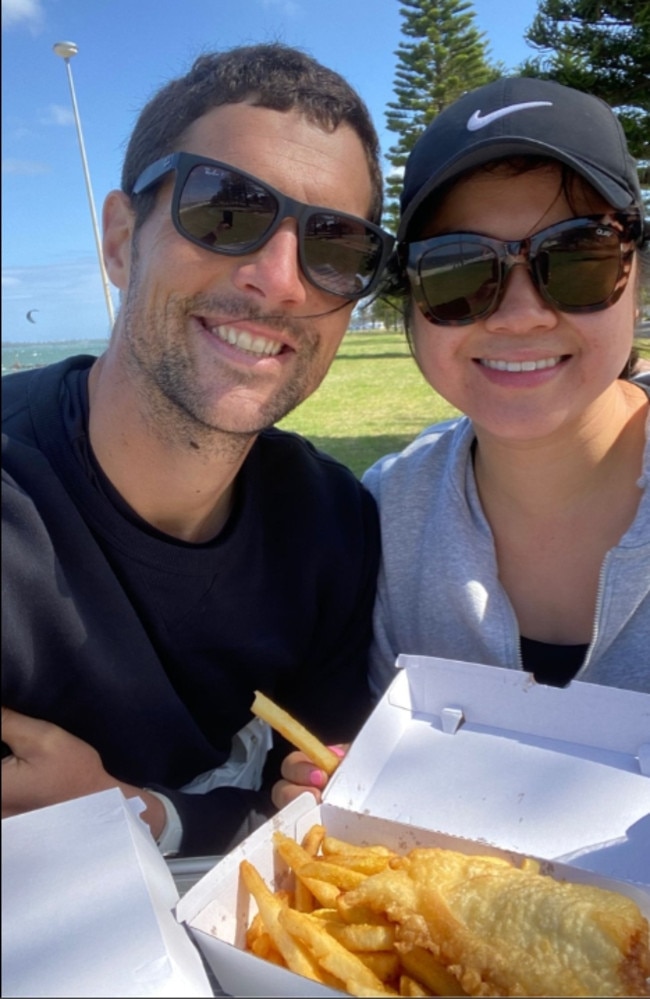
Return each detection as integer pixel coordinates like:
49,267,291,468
53,41,115,329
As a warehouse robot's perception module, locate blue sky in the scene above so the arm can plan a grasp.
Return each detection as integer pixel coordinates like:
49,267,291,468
2,0,540,343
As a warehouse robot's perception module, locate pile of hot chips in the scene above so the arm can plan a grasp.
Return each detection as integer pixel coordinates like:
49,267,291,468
240,824,465,997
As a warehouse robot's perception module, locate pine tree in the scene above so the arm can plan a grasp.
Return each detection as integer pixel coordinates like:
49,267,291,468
384,0,499,231
521,0,650,167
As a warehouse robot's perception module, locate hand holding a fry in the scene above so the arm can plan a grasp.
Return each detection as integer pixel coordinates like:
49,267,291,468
271,745,347,809
249,691,348,808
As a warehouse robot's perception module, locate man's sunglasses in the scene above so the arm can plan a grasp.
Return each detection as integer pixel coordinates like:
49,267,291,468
401,213,644,326
132,152,394,300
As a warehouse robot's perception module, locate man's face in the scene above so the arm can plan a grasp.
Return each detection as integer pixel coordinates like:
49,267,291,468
107,103,375,437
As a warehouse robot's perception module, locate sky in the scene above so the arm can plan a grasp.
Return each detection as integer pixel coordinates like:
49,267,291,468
2,0,541,343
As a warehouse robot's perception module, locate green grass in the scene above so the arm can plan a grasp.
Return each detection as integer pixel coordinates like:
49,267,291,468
278,330,459,477
279,331,650,479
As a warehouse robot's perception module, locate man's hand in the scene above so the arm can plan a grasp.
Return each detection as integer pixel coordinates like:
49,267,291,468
271,745,347,810
1,707,166,838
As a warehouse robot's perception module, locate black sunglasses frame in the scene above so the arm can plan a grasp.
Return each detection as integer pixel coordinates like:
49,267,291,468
132,152,394,300
400,212,644,326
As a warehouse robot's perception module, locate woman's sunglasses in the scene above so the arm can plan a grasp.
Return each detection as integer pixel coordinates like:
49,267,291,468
132,152,394,300
401,213,644,326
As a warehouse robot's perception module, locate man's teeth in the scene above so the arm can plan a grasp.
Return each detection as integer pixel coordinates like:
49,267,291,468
213,325,282,356
480,357,561,372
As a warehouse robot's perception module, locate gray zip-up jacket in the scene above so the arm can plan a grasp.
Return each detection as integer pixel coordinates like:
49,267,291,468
363,377,650,697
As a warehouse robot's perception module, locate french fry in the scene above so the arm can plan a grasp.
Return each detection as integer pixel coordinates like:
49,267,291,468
300,876,342,909
301,824,326,855
322,835,394,859
251,691,341,775
356,951,401,982
337,902,393,927
273,831,342,907
399,973,430,996
294,825,325,912
279,908,397,997
318,852,392,875
324,920,396,952
250,930,285,965
298,860,367,891
245,910,266,950
399,946,467,997
239,860,327,985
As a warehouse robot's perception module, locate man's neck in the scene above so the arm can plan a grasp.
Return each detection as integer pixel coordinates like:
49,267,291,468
86,354,255,543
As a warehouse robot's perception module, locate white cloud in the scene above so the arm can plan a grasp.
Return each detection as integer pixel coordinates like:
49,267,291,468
40,104,75,127
2,158,50,175
1,0,44,31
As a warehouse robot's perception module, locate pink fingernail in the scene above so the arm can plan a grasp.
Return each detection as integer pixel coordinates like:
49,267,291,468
309,769,326,789
328,745,346,758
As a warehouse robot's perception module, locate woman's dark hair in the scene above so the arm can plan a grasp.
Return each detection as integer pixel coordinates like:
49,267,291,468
121,43,384,228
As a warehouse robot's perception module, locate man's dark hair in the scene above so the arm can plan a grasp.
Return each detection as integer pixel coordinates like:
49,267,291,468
122,43,384,227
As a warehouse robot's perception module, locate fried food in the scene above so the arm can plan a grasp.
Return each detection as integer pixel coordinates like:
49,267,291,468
250,690,341,775
240,826,650,997
340,847,650,997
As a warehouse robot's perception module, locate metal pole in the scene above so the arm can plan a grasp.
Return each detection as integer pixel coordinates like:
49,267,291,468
53,42,115,329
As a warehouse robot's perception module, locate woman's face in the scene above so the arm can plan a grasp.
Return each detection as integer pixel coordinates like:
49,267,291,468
408,164,638,444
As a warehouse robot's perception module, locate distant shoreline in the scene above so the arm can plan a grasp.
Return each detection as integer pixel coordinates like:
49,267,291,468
2,340,109,375
2,339,109,347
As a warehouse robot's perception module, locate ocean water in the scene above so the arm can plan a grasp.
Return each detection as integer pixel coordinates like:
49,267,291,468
2,340,108,376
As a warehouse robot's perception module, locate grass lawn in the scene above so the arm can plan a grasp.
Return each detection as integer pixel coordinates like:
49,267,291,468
278,330,459,477
279,331,650,479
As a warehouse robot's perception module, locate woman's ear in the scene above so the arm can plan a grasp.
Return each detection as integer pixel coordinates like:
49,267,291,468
102,190,135,291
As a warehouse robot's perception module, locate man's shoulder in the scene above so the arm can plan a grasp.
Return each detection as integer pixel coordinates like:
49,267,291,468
3,355,93,428
256,427,365,489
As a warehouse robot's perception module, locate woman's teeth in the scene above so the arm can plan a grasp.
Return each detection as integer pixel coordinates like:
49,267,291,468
480,357,562,372
213,325,282,356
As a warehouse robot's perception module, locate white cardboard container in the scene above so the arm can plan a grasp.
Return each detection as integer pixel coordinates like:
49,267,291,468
2,789,213,998
176,655,650,997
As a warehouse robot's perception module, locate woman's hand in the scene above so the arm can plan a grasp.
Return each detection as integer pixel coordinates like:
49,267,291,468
271,744,347,809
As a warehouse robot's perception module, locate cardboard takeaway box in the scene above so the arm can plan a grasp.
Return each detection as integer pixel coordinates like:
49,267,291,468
176,654,650,998
2,788,213,999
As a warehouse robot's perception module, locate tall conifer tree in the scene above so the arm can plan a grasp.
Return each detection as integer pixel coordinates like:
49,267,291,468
384,0,499,230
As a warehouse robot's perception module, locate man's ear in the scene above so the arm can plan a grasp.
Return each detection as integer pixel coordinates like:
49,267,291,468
102,190,135,290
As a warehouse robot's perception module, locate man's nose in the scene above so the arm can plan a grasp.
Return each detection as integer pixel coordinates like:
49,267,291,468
230,220,309,308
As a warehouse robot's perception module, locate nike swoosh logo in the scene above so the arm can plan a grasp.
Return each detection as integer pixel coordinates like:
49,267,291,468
467,101,553,131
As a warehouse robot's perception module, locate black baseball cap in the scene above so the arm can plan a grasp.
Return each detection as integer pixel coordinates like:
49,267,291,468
398,77,643,240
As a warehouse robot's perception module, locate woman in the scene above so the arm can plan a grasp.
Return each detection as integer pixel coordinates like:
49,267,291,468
363,76,649,698
272,77,649,809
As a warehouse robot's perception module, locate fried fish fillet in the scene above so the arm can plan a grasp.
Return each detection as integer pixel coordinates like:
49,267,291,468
337,848,650,997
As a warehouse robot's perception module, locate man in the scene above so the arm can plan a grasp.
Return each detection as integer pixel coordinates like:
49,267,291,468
1,44,392,856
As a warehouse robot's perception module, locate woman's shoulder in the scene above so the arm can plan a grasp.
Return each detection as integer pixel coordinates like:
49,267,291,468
362,415,471,497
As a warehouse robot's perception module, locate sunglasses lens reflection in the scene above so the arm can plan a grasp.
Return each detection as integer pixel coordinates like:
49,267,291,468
414,220,630,324
540,227,623,309
179,164,277,252
177,163,382,297
418,241,499,323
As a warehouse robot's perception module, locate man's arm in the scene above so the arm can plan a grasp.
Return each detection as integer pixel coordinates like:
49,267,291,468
1,707,276,857
1,707,166,838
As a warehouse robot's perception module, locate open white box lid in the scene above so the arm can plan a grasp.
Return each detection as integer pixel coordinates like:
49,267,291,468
322,655,650,885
